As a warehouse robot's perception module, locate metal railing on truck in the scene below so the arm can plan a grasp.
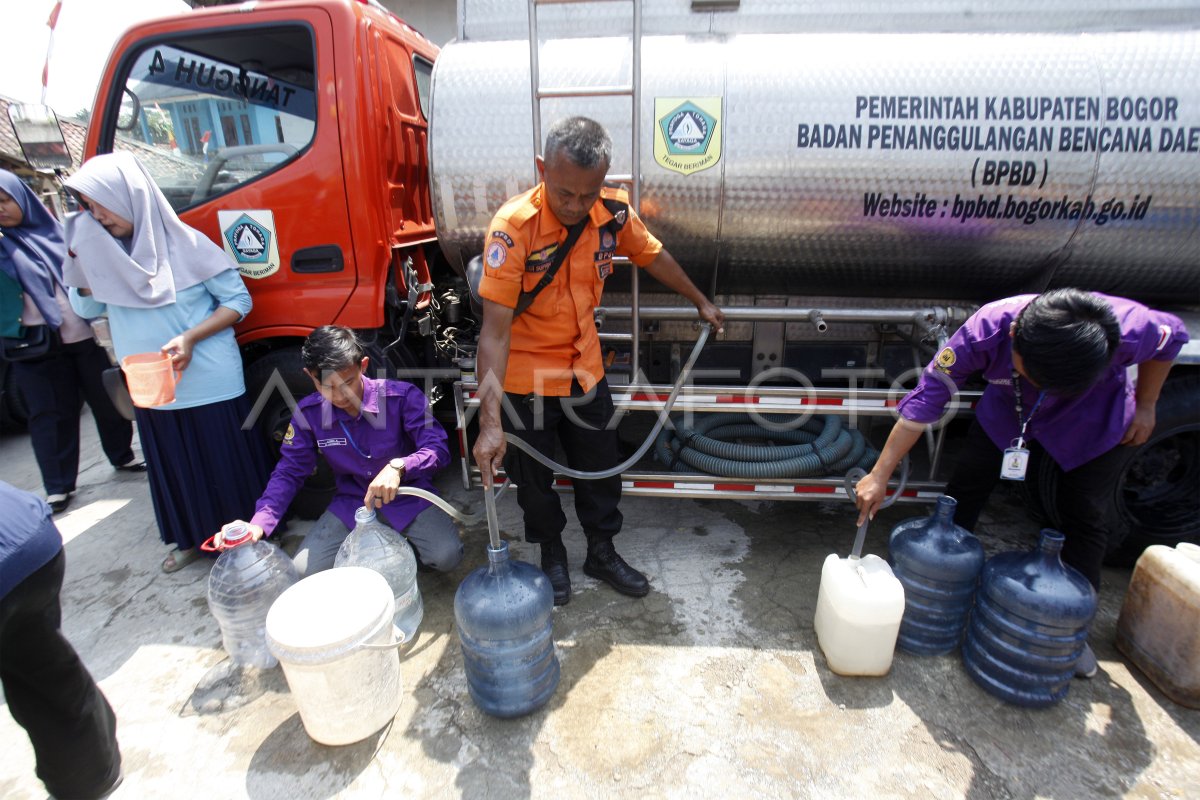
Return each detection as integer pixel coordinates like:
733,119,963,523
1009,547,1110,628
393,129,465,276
453,304,982,504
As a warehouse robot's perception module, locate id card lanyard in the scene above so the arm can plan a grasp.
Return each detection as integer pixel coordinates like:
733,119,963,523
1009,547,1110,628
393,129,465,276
1002,368,1046,481
338,419,372,459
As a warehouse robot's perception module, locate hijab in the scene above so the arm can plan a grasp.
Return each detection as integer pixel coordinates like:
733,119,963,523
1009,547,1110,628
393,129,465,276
62,152,232,308
0,169,66,328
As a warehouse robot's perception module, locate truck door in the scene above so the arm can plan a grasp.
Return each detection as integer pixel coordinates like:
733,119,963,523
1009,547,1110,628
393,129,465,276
91,10,356,337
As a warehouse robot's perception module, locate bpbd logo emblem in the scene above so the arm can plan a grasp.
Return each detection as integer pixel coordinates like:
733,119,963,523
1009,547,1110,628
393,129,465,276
217,209,281,279
654,98,722,176
224,213,271,264
660,102,713,155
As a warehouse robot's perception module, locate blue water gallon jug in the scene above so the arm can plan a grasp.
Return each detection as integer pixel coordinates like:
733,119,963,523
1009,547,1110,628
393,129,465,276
963,529,1098,708
335,507,424,642
207,524,299,668
454,541,560,718
888,495,985,655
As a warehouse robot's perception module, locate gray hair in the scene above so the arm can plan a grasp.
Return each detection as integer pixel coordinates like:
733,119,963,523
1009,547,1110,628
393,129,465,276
544,116,612,170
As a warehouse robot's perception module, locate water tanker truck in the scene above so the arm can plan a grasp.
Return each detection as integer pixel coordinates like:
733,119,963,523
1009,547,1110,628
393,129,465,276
36,0,1198,557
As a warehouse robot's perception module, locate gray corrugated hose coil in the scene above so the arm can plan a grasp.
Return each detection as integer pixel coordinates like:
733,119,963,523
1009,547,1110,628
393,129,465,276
654,413,878,479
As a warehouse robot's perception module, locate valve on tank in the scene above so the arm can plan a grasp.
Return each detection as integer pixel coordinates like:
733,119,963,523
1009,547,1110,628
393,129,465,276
440,288,462,325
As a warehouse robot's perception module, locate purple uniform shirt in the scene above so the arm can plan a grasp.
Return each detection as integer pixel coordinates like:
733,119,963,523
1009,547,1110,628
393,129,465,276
250,376,450,535
898,293,1188,471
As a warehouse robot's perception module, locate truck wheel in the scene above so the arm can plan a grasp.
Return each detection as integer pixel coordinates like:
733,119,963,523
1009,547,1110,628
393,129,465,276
1020,376,1200,566
1106,375,1200,564
244,347,335,521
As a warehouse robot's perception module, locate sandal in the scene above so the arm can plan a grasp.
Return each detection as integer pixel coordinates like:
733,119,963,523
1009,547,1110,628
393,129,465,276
162,547,199,573
116,459,148,473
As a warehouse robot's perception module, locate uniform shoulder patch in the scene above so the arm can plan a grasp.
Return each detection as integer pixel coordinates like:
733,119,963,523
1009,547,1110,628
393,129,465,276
282,423,296,445
485,240,508,268
935,346,957,373
601,196,629,228
491,230,515,247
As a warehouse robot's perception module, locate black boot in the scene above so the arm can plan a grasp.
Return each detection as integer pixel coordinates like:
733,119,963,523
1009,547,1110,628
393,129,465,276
540,539,571,606
583,539,649,598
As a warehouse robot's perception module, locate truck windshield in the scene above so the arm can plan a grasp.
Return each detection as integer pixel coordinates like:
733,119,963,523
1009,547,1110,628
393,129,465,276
109,25,316,212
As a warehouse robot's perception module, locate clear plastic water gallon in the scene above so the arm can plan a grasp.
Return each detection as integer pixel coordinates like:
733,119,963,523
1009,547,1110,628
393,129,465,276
454,541,559,717
888,496,985,655
963,529,1097,708
207,524,299,668
335,506,424,642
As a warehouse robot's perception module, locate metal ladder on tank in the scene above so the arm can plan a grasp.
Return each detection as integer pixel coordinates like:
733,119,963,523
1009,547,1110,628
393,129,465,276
526,0,645,380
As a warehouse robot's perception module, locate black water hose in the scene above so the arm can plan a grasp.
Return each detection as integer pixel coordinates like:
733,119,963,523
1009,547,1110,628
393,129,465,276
655,413,878,479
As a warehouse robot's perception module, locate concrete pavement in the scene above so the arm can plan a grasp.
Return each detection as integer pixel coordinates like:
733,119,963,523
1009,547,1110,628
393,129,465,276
1,410,1197,799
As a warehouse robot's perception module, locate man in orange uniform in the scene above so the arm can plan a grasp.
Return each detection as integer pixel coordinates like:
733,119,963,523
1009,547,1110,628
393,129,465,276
473,116,724,605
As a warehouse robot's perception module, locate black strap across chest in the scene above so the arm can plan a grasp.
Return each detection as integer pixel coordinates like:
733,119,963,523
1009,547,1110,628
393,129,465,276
513,196,630,317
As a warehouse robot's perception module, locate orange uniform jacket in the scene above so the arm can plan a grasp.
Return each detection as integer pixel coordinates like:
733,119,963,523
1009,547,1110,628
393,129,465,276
479,183,662,396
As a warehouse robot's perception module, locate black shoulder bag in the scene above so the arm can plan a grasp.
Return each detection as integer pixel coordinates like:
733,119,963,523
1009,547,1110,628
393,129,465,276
0,324,54,362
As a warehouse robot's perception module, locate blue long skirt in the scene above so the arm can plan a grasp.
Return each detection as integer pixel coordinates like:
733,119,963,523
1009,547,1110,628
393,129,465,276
134,394,272,551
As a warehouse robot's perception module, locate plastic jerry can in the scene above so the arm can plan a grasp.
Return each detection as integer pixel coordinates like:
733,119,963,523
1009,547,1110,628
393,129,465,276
889,496,985,655
455,541,560,717
963,529,1097,708
814,553,906,676
1115,543,1200,709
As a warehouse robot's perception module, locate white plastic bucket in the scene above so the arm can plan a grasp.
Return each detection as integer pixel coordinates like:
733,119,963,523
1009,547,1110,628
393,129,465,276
266,567,405,745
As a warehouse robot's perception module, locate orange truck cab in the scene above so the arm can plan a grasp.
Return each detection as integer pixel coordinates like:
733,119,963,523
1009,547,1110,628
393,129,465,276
79,0,447,514
86,0,441,379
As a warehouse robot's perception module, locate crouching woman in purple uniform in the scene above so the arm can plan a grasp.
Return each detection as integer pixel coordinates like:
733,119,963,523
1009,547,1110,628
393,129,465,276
854,288,1188,679
220,325,462,575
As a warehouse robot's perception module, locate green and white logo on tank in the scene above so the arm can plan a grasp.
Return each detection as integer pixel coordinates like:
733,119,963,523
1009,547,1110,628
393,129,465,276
219,210,281,279
654,98,722,175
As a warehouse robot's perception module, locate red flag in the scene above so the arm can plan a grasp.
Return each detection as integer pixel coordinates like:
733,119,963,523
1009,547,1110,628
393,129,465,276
42,2,64,97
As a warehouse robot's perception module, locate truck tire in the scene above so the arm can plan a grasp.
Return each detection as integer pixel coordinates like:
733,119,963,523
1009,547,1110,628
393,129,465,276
244,347,335,521
1021,375,1200,566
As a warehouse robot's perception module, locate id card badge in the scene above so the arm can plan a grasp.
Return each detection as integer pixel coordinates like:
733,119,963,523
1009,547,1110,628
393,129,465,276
1000,447,1030,481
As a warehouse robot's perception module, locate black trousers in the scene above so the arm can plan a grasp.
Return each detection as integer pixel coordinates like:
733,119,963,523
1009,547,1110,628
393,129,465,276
946,420,1129,591
11,338,134,495
0,550,121,799
501,378,623,545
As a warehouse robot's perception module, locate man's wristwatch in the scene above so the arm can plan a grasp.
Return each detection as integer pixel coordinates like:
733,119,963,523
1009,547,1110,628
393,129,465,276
387,458,405,476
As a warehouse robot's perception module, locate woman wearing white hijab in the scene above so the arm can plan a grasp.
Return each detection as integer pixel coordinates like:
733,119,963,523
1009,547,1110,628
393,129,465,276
63,153,271,573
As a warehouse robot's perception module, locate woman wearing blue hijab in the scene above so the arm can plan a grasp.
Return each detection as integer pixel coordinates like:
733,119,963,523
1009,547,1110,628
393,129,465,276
0,170,142,513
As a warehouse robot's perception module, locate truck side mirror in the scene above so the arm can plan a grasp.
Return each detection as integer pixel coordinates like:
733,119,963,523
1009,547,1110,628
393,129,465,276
116,89,141,131
7,104,71,170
